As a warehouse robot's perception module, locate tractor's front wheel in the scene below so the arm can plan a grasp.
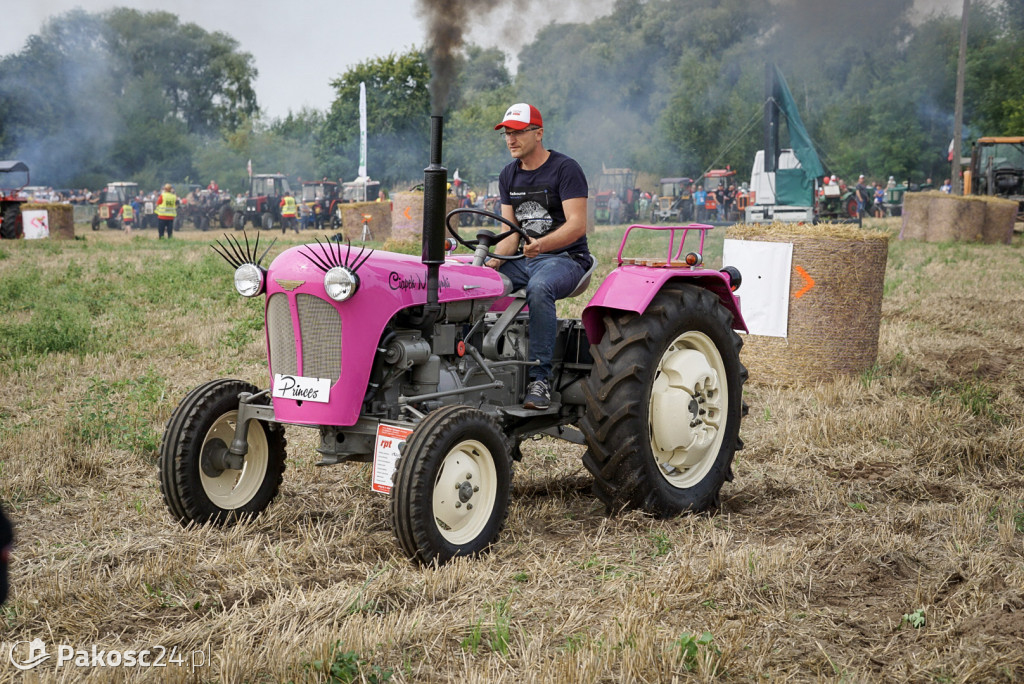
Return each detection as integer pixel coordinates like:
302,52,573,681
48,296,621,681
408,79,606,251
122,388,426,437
159,379,286,525
581,282,747,517
391,406,512,564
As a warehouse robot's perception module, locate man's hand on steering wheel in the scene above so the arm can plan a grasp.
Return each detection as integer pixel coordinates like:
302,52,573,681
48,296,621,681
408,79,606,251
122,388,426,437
445,207,532,263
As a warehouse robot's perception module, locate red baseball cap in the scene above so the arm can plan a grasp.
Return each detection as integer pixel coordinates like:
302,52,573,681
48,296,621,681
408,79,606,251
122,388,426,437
494,103,543,131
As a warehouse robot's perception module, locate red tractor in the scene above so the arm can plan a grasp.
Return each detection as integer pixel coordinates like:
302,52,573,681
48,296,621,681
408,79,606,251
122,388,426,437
234,173,291,230
91,182,139,230
593,166,640,224
0,160,30,239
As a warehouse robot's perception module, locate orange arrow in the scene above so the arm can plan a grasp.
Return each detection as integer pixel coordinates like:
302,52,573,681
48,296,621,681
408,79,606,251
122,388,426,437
403,206,412,220
794,265,815,298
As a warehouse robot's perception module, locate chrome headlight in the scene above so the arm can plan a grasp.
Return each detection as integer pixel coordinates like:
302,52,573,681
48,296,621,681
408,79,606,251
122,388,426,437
234,263,265,297
324,266,359,301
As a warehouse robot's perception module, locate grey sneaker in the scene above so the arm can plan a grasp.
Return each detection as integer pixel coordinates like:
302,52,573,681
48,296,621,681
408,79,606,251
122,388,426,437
524,379,550,410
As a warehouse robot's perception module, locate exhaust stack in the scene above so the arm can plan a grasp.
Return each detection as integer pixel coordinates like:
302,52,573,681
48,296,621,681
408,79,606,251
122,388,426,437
421,115,448,327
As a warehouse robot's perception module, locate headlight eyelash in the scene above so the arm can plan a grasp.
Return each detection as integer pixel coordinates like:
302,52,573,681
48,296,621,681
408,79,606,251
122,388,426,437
301,236,374,274
211,231,276,269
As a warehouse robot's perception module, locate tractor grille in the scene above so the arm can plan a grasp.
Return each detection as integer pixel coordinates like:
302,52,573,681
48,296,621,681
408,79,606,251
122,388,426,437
266,292,342,380
296,294,342,379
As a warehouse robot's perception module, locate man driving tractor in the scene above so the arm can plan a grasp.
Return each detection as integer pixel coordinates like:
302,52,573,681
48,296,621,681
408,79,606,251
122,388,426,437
486,103,591,410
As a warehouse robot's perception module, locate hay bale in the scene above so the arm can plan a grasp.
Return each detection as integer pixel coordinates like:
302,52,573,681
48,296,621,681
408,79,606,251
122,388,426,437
391,192,459,243
21,203,75,240
899,192,929,240
337,201,392,241
928,193,963,241
900,192,1015,244
981,196,1018,244
727,222,889,385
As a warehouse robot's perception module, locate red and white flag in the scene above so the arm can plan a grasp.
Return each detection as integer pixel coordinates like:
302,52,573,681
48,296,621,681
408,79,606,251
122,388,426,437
947,139,954,162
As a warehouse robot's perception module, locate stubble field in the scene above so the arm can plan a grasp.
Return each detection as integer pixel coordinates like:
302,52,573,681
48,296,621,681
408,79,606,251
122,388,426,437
0,218,1022,682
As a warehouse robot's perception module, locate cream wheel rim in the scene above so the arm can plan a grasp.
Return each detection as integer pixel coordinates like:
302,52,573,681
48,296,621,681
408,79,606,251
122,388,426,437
431,439,498,545
199,411,270,509
649,331,728,488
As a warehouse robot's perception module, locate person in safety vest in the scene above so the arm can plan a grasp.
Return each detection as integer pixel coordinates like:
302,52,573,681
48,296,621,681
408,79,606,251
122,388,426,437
156,183,178,239
118,201,135,234
280,191,298,234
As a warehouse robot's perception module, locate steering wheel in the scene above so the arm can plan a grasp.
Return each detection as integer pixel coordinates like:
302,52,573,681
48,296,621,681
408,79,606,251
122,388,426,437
445,208,531,262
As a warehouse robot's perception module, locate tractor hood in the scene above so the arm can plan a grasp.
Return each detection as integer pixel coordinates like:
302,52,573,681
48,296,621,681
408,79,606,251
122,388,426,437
262,244,508,426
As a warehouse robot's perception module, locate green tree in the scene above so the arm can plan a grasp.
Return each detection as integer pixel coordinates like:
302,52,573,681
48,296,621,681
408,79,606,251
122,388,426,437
319,51,431,186
0,8,258,187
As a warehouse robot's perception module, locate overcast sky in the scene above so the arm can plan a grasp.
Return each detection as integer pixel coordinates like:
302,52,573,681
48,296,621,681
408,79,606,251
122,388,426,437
3,0,620,120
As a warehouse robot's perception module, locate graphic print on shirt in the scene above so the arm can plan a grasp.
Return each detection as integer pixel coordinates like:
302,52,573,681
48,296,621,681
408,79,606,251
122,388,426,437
508,188,554,238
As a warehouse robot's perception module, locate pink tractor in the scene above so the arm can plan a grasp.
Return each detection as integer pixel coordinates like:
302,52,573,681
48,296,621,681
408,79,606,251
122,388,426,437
159,117,748,565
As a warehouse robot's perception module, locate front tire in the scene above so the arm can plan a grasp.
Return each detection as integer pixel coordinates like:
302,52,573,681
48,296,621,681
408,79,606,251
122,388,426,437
581,282,747,517
390,406,512,565
159,379,286,525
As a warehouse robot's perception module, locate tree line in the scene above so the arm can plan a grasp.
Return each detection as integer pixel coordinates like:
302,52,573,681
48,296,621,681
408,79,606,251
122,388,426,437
1,1,1021,195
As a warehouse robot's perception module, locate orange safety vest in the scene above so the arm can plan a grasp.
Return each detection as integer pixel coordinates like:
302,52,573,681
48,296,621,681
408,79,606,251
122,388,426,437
156,192,177,218
280,196,297,217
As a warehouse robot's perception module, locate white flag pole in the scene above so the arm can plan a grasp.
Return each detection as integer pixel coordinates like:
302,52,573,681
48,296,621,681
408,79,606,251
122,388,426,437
358,82,367,180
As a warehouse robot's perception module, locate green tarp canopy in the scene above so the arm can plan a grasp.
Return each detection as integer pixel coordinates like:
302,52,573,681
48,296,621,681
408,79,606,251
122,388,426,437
775,168,814,206
773,65,825,186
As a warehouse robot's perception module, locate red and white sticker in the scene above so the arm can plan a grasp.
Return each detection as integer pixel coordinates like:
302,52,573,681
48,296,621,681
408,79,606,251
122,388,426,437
371,423,414,494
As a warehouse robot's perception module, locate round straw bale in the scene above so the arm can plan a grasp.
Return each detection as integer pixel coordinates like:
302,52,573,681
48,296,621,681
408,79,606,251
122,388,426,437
928,193,962,241
981,196,1018,244
899,191,929,240
727,222,889,386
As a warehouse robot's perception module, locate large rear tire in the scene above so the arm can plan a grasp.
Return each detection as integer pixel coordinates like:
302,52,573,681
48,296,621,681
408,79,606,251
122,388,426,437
159,379,286,525
581,282,746,517
1,205,20,239
391,406,512,565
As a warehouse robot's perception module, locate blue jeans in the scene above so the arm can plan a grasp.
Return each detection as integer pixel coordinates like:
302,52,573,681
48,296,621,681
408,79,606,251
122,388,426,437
499,252,586,382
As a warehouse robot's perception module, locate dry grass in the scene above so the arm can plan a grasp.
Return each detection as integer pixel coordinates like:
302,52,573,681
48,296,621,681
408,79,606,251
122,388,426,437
0,220,1022,682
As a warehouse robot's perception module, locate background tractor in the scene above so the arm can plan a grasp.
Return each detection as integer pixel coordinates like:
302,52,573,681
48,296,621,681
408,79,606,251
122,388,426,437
0,160,29,239
234,173,291,230
967,136,1024,219
593,166,640,224
301,180,342,230
91,181,139,230
159,116,748,565
653,177,695,223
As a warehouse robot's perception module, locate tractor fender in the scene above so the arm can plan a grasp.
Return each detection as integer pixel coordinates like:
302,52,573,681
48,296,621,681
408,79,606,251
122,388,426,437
581,265,747,345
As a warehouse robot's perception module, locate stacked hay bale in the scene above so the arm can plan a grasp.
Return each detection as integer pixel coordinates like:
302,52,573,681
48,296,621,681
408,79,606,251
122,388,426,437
900,191,1016,244
727,222,889,385
21,203,75,240
391,192,460,243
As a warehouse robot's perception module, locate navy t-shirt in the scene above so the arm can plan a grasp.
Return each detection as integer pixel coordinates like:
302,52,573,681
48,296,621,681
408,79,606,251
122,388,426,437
498,149,590,258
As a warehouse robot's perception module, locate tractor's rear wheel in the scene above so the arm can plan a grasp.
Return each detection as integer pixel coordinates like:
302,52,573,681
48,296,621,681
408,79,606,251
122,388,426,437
391,406,512,565
581,282,746,517
261,212,274,231
1,205,20,239
159,379,286,525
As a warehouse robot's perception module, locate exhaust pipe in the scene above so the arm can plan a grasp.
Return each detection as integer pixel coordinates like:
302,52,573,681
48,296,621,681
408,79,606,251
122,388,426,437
421,115,447,330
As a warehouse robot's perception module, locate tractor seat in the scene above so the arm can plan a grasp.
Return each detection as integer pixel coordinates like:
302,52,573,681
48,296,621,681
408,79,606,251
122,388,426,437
508,253,598,299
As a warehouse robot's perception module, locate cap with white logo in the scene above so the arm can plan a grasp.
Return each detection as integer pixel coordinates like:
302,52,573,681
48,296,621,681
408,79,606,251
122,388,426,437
494,103,543,131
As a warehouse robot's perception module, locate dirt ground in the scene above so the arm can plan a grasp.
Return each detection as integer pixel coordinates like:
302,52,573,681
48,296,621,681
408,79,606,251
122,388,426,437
0,220,1022,682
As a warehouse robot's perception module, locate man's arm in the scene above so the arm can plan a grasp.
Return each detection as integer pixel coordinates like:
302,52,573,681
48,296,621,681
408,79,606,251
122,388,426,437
524,196,587,258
